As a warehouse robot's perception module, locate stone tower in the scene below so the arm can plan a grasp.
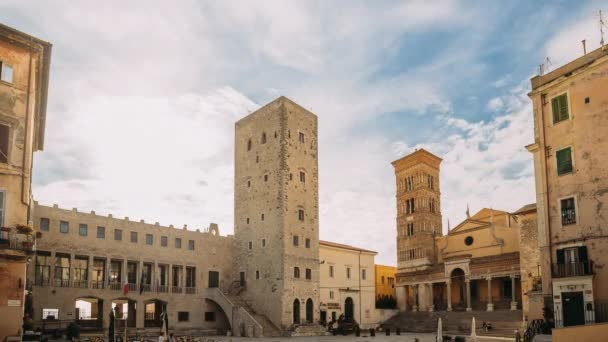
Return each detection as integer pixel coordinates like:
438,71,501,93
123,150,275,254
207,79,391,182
234,96,320,330
391,149,442,273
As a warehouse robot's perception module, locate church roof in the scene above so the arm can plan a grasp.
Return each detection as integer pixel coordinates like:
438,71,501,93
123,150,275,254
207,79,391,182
513,203,536,214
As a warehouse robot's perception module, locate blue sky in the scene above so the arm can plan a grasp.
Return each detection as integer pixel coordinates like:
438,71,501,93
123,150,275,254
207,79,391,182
1,0,605,264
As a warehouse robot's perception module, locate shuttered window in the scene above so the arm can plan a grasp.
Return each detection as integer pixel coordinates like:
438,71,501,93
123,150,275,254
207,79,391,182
551,94,570,124
556,147,573,175
0,124,9,163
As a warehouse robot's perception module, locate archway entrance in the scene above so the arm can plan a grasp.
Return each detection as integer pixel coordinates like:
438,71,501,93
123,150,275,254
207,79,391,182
75,297,103,330
112,298,136,328
450,268,466,310
305,298,313,323
344,297,354,321
144,299,166,328
293,299,300,325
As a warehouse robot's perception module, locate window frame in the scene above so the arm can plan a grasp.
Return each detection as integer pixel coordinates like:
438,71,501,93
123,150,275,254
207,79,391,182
96,226,105,239
558,194,579,227
78,224,88,237
145,233,153,245
298,131,305,143
114,229,122,241
329,265,334,278
130,231,138,243
550,92,572,125
59,221,69,234
40,218,50,231
161,236,168,247
293,235,299,247
0,123,10,164
298,209,305,221
175,238,182,248
0,61,14,84
178,311,190,322
555,145,574,176
188,240,195,250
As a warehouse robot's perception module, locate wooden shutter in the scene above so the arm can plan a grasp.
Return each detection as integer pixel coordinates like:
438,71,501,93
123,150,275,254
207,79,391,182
552,97,560,123
556,147,573,175
578,246,588,262
0,124,8,163
558,94,569,121
556,249,565,264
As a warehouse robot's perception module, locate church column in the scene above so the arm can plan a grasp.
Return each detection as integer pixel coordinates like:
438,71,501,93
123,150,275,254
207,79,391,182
510,276,518,310
446,280,452,311
487,277,494,311
396,285,408,312
427,283,434,312
413,284,419,312
465,279,472,312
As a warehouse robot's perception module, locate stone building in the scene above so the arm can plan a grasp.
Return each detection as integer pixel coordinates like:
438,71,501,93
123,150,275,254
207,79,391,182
393,149,528,314
233,96,321,332
0,23,51,340
29,203,233,334
318,240,377,328
526,44,608,328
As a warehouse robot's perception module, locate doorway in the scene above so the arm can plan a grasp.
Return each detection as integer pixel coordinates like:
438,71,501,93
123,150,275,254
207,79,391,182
320,311,327,325
305,298,313,323
293,299,300,325
344,297,354,321
562,292,585,327
208,271,219,288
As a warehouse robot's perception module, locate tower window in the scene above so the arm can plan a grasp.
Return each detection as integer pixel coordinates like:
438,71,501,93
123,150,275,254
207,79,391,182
294,267,300,278
246,218,250,224
346,267,351,279
256,270,260,279
261,132,267,144
247,139,252,151
329,265,334,277
261,213,265,221
0,124,9,164
298,132,305,143
293,235,299,246
289,173,293,180
248,241,252,250
305,268,311,280
298,209,305,221
256,155,259,163
262,238,266,247
305,238,310,248
264,174,268,182
247,180,251,187
299,171,306,183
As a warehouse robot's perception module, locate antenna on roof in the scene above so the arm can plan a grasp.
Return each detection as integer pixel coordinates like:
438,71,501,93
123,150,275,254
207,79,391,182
538,57,552,76
599,9,606,46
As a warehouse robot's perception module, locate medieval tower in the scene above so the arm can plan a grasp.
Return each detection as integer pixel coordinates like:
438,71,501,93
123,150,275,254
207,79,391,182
234,96,320,330
392,149,443,273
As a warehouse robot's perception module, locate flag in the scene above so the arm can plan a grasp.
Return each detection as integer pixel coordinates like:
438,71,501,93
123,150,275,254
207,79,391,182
123,279,129,295
139,270,145,294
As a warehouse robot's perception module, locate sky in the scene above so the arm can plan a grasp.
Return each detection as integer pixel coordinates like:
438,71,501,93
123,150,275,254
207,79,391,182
1,0,606,265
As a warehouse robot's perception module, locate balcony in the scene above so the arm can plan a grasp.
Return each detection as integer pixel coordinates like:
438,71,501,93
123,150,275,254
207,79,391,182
72,280,88,288
185,287,196,294
552,261,594,278
171,286,183,294
54,279,70,287
157,285,169,293
34,277,50,287
0,227,37,256
109,282,122,291
91,280,104,289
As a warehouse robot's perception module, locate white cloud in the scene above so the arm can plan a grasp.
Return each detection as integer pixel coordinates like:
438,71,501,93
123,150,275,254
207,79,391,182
487,97,504,111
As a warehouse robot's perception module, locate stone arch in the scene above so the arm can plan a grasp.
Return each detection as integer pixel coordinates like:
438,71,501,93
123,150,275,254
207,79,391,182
293,299,301,325
305,298,313,323
74,296,103,329
344,297,354,321
450,268,466,310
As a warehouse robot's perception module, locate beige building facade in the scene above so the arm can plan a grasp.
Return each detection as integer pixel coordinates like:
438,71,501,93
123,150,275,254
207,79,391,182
30,203,234,334
526,45,608,328
393,149,530,315
0,24,51,340
318,241,377,329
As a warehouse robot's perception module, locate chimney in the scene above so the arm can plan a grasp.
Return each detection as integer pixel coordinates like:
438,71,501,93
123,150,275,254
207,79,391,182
582,39,587,55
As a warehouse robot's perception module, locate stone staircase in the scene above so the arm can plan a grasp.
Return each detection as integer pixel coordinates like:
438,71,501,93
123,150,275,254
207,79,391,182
382,310,523,338
224,293,283,337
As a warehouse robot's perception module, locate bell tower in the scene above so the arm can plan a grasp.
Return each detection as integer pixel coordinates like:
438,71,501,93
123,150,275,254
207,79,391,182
392,149,442,273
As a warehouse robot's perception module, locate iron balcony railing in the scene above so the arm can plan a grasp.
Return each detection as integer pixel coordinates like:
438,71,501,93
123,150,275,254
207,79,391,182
172,286,183,294
72,280,89,288
185,286,196,294
91,280,104,289
157,285,169,293
54,279,70,287
561,208,576,225
552,261,594,278
34,277,50,286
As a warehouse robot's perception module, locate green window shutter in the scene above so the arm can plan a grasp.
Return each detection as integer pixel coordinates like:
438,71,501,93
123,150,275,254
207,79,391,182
556,147,573,175
552,97,560,123
559,94,569,121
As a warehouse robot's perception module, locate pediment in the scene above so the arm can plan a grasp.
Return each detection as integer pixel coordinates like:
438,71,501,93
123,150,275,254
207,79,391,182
449,219,488,234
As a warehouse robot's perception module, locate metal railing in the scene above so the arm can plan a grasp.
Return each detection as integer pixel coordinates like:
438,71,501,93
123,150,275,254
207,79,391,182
109,282,122,291
185,287,196,294
34,277,50,286
561,208,576,225
0,230,36,252
54,279,70,287
552,261,594,278
73,280,89,288
157,285,168,293
91,280,104,289
172,286,183,294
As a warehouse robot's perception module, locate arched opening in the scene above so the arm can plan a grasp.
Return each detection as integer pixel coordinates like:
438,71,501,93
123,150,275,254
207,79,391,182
75,297,103,330
344,297,354,321
293,299,300,325
305,298,313,323
112,298,137,328
450,268,466,310
204,299,232,334
144,299,166,328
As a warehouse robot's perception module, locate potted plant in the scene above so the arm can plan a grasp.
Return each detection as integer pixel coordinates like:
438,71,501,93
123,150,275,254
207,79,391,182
16,224,35,250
